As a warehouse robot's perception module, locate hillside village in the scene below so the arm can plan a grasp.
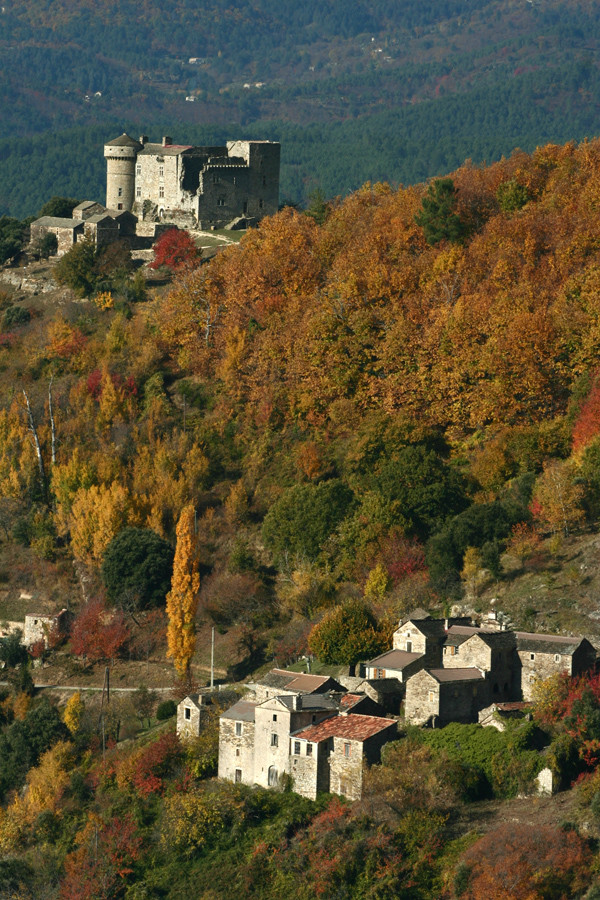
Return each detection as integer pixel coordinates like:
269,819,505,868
4,136,600,896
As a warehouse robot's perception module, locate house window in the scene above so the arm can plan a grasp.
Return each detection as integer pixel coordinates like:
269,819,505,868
406,641,412,652
136,187,141,197
235,722,242,736
306,743,313,756
184,708,191,720
294,741,301,755
344,743,351,758
271,733,278,747
268,766,278,786
272,714,277,722
554,654,561,663
217,198,225,206
236,748,240,757
159,186,164,198
472,686,478,696
235,768,242,783
530,653,535,660
312,715,317,723
259,199,264,209
375,668,386,679
159,165,164,177
428,691,435,703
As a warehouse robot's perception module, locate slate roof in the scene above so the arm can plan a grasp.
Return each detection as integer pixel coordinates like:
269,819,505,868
73,201,101,212
138,143,192,156
400,618,447,639
254,669,336,693
272,694,339,712
293,713,396,744
356,678,406,695
427,667,485,683
366,649,422,669
220,699,258,723
33,216,83,229
445,626,514,648
515,631,586,654
85,214,117,225
105,133,142,149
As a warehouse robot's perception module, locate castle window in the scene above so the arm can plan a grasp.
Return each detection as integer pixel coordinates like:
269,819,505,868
235,722,242,736
271,733,278,748
136,164,141,175
117,203,123,210
212,175,220,184
236,748,240,757
136,187,141,197
159,186,165,198
235,768,242,783
118,187,122,197
159,165,164,177
233,177,237,186
272,714,277,722
217,198,225,207
184,708,191,720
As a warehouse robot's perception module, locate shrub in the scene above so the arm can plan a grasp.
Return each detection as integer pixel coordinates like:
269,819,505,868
156,700,177,721
2,306,30,330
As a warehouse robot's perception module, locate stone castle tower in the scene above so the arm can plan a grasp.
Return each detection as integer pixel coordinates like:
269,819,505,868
104,133,143,212
103,131,280,228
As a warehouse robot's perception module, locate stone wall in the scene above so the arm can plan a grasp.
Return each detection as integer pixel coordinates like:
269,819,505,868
405,670,440,725
328,737,364,802
218,717,256,785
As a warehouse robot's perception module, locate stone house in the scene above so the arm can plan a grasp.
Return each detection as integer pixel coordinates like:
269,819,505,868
177,694,206,740
217,698,258,784
290,714,397,801
404,667,486,726
218,690,395,800
247,668,345,703
29,217,84,255
443,627,517,702
73,201,107,220
23,609,69,648
83,214,120,249
365,648,425,683
515,631,597,700
104,133,280,229
478,701,532,731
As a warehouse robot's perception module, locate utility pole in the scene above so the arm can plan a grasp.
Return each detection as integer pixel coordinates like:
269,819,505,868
210,626,215,689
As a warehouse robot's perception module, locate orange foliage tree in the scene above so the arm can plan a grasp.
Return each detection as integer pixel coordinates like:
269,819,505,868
166,504,200,678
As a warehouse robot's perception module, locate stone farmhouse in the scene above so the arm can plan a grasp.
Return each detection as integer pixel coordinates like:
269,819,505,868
369,610,597,727
29,200,149,257
104,133,280,229
215,689,396,802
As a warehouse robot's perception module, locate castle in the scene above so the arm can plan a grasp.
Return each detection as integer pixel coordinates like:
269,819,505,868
104,133,280,229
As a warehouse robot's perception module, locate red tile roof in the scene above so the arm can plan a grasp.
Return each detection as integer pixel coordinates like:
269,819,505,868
294,714,395,744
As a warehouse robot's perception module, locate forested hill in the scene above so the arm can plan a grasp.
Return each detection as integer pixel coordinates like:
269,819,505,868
2,0,600,214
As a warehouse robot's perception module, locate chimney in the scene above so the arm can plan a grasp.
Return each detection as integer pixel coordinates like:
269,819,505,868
139,135,148,146
291,695,302,711
162,135,172,147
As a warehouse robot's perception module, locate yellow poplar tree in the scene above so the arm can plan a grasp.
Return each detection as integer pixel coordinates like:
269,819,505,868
166,505,200,678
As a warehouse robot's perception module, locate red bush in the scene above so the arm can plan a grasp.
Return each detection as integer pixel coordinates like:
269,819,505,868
150,228,200,272
70,598,130,661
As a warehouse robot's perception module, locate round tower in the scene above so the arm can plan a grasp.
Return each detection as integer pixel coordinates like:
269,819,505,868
104,133,142,212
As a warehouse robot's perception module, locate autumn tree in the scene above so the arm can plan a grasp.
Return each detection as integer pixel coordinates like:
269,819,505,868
531,460,585,536
166,505,200,678
459,824,591,899
69,598,129,662
308,598,385,673
150,228,200,272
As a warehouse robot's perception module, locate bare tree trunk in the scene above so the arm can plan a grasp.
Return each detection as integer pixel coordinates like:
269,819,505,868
48,376,56,466
23,389,46,491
